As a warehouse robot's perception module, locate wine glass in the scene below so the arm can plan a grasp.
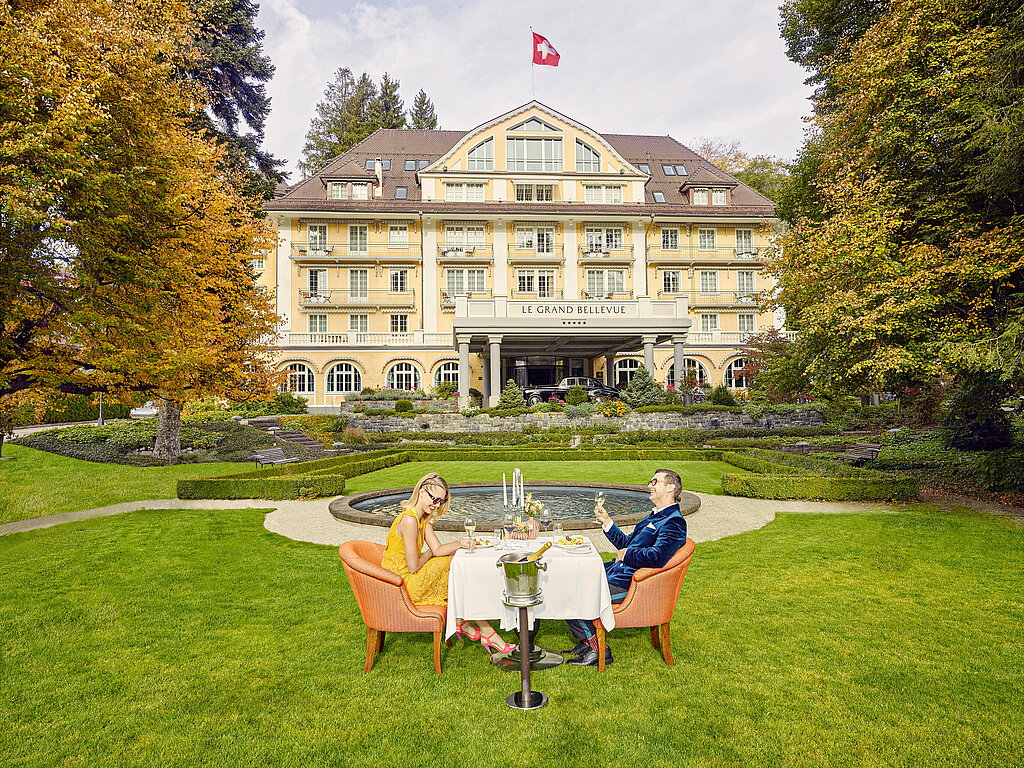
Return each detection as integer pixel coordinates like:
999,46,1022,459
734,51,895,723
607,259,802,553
595,490,607,512
553,521,564,540
539,506,552,535
503,512,515,542
464,515,476,538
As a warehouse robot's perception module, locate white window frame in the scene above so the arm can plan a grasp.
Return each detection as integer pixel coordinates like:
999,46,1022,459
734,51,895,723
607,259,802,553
307,224,328,253
668,358,709,388
389,314,408,334
516,268,556,298
434,361,459,387
613,358,641,387
349,224,368,254
389,269,408,294
348,314,368,333
736,229,754,255
307,314,327,334
738,270,756,295
698,228,717,251
584,185,623,204
330,182,348,200
587,269,625,297
515,183,554,202
351,184,369,200
386,362,421,391
692,188,708,205
308,268,327,297
699,271,719,294
467,138,494,171
725,358,750,389
712,188,727,205
349,269,368,301
661,228,679,250
700,314,719,332
444,225,485,249
445,183,485,202
281,363,314,395
738,314,756,333
388,225,409,247
584,227,623,252
250,257,265,271
446,268,486,296
575,140,601,173
326,362,361,394
505,137,563,172
662,270,681,294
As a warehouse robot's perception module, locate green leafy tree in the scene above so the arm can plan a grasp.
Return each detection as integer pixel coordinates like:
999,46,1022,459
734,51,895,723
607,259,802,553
942,372,1014,451
369,72,407,129
409,89,438,129
620,366,663,408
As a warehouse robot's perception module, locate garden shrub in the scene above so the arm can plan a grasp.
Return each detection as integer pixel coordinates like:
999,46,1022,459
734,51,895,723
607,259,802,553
942,372,1014,451
433,381,457,399
708,385,738,406
597,400,628,417
498,379,526,410
620,366,663,408
721,473,918,501
564,403,595,418
394,399,414,413
565,385,588,406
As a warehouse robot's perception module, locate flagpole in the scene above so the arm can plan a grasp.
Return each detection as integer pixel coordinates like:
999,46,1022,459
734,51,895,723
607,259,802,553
530,27,535,98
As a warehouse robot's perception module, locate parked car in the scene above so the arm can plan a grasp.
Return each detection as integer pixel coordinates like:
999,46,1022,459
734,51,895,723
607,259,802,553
521,377,620,406
130,401,158,419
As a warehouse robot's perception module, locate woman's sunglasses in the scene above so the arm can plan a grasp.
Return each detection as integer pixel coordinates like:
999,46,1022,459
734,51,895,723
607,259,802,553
424,488,448,505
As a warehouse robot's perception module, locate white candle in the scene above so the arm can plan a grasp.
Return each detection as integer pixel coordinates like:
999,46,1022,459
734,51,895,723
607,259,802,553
503,474,507,506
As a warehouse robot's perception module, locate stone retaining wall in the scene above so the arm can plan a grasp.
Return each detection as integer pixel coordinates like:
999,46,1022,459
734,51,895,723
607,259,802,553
342,408,823,433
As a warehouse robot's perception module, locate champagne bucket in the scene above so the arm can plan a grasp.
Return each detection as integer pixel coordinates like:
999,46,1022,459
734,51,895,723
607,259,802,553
497,553,547,607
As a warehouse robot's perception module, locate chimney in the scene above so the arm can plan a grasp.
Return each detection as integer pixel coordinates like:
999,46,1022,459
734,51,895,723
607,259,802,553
374,158,383,197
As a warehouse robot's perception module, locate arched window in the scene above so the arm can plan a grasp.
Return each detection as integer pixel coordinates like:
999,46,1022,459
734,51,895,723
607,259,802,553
326,362,361,394
575,139,601,172
386,362,421,391
434,361,459,388
725,358,750,389
614,358,641,387
281,363,315,395
467,138,494,171
667,358,710,388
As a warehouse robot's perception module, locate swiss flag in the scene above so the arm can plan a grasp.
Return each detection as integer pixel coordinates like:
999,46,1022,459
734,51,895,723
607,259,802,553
532,32,560,66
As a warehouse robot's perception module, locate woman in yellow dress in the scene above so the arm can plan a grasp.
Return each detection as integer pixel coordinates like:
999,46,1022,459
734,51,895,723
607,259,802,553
381,472,513,656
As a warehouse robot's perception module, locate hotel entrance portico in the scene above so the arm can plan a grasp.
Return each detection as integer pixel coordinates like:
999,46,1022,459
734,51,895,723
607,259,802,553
452,295,691,408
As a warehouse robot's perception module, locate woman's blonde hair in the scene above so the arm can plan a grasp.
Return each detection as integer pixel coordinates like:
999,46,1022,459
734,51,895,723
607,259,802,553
400,472,450,522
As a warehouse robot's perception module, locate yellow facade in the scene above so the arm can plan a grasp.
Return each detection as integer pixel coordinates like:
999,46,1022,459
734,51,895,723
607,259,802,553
264,102,785,409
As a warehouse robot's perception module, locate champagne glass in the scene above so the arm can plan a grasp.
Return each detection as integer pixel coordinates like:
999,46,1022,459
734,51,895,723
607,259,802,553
553,521,564,540
539,506,552,534
503,513,515,542
595,490,607,519
464,515,476,538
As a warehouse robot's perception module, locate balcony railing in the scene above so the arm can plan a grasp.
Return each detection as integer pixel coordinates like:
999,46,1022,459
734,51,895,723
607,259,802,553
687,330,797,345
285,331,451,346
658,290,764,306
291,243,422,260
578,245,634,260
510,289,564,300
436,245,494,259
507,245,565,262
299,288,416,307
441,289,493,307
579,290,634,300
647,246,763,262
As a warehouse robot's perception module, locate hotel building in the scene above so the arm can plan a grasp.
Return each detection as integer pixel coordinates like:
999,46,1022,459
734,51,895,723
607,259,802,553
263,102,784,410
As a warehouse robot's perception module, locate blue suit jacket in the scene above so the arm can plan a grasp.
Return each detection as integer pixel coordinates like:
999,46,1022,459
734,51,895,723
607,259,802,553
603,503,687,594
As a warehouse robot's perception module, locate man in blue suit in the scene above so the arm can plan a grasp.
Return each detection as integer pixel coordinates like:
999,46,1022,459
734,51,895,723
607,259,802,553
565,468,688,666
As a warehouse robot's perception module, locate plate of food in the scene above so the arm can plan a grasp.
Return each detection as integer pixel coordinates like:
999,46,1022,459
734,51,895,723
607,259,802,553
555,535,589,550
471,537,495,549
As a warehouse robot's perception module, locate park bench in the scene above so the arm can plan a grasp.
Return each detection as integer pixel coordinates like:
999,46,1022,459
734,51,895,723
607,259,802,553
249,447,302,467
839,442,882,466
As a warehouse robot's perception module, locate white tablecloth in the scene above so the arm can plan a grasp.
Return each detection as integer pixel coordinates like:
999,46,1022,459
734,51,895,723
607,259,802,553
444,537,615,640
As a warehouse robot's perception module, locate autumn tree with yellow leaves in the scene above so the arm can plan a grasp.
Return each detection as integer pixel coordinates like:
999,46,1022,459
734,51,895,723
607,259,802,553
0,0,280,460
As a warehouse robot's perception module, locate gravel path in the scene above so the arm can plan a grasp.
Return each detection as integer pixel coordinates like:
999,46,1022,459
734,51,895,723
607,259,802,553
0,493,897,548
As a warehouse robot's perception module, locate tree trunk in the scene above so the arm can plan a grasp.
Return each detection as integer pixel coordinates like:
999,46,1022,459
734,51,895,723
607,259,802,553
0,431,6,458
153,397,182,462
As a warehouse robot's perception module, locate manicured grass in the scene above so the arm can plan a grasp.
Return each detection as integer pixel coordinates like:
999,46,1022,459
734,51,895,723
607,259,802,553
1,507,1021,766
0,444,250,524
344,459,744,497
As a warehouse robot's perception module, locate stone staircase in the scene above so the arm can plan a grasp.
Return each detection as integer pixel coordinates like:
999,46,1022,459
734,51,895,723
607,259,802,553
246,417,325,450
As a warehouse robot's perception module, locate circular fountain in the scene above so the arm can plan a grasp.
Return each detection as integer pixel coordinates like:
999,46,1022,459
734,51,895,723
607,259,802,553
330,482,700,531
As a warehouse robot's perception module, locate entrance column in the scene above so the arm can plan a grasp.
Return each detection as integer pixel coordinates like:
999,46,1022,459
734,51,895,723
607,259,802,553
605,353,616,387
487,335,503,407
457,334,472,410
642,335,657,376
672,334,687,387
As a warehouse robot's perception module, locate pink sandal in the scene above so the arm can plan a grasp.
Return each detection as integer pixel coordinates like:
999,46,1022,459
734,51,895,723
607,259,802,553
479,629,514,657
455,620,482,642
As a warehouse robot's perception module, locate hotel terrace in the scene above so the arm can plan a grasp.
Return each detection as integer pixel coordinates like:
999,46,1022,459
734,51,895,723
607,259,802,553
263,102,787,410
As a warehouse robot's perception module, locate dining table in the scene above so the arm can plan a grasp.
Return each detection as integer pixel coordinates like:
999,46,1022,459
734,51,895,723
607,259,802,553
444,536,616,641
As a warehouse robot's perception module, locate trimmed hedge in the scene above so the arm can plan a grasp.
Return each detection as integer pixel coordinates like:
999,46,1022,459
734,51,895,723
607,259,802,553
176,450,407,499
721,473,919,501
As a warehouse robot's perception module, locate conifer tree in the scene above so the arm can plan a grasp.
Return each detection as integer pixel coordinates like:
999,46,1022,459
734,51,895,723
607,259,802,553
370,73,407,129
409,89,438,129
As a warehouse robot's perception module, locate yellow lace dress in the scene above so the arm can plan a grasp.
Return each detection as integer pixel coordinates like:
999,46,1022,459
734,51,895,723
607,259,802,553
380,509,453,605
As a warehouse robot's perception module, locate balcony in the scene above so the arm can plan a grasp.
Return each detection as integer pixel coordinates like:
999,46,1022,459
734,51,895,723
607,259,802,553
436,245,494,263
687,330,797,346
510,289,564,300
580,290,634,300
578,245,634,264
299,288,416,308
647,246,763,263
507,245,565,265
290,243,422,263
658,290,764,307
285,331,452,347
441,289,493,309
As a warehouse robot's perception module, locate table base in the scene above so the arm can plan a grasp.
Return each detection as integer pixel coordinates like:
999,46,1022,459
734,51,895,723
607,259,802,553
494,647,563,670
506,691,547,710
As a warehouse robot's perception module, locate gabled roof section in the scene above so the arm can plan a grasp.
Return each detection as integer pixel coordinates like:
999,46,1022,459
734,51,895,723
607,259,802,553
319,158,376,181
423,101,643,175
679,166,738,189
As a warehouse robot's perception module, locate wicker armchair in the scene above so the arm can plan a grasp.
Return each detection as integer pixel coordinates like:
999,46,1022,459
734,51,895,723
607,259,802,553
594,538,696,672
338,541,448,673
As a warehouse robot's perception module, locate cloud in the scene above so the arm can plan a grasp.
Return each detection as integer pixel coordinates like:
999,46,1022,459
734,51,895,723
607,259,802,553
257,0,815,177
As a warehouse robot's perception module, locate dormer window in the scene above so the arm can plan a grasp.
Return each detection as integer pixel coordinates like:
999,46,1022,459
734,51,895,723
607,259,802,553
584,185,622,204
506,137,563,172
331,182,348,199
351,184,369,200
367,158,391,170
467,138,494,171
575,140,601,173
692,188,708,205
515,183,554,202
712,188,727,205
445,182,484,202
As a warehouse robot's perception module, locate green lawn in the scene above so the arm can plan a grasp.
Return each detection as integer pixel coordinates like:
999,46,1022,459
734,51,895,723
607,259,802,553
1,506,1021,767
0,444,250,524
345,459,742,496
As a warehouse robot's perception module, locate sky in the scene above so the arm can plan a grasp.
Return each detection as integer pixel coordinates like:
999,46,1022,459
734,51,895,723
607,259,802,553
255,0,816,180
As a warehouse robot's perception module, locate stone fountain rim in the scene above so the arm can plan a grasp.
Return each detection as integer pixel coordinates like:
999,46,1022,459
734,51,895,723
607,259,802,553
329,481,701,532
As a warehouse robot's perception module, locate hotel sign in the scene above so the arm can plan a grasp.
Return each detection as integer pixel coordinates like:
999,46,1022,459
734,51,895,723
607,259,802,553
517,302,635,317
